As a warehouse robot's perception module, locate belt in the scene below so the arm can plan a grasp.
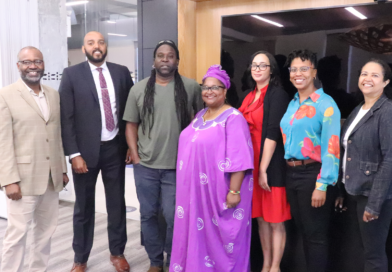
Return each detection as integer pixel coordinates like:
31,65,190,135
286,158,318,167
100,135,119,145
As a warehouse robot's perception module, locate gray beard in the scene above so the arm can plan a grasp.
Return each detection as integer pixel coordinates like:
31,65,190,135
21,71,43,85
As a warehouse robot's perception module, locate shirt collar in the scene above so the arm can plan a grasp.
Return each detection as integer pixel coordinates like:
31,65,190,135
293,88,323,103
88,61,108,72
22,80,44,97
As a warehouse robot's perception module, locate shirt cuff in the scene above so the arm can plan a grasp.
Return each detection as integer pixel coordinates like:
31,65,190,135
69,153,81,160
316,182,328,191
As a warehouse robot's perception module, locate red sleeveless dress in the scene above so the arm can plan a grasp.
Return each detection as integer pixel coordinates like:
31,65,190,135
239,85,291,223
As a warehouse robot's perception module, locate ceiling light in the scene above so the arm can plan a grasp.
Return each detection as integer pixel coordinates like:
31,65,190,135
66,1,88,6
108,33,127,37
251,15,284,27
107,21,116,24
345,7,367,20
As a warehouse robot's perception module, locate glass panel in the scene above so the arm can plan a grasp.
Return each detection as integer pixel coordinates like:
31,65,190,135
66,0,138,82
221,3,392,112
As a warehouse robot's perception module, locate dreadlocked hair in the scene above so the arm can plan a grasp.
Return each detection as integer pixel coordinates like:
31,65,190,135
140,69,190,138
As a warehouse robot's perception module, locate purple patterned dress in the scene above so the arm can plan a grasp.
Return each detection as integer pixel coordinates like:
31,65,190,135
170,108,254,272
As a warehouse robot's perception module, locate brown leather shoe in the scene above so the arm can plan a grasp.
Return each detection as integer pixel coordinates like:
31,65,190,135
110,255,130,272
147,266,163,272
70,263,87,272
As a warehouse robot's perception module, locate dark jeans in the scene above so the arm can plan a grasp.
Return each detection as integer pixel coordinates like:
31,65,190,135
348,194,392,272
286,163,334,272
72,137,127,263
133,163,176,267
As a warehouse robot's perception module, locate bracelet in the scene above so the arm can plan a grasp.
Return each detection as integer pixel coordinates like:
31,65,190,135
229,190,240,195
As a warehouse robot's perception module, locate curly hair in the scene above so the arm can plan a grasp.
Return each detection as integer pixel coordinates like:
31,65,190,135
285,49,318,69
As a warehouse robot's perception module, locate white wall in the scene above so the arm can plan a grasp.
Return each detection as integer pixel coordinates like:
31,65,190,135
0,0,39,88
106,40,136,76
68,48,85,67
275,30,327,59
67,40,136,80
60,162,140,221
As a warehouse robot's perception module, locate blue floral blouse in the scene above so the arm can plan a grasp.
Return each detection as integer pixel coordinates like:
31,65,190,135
280,88,341,191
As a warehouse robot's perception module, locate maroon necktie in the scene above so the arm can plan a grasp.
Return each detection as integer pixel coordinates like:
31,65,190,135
97,68,115,131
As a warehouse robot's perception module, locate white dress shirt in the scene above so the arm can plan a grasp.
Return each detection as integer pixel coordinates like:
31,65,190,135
70,61,119,160
23,82,50,122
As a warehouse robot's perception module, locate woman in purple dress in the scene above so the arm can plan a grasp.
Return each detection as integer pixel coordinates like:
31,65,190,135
170,65,254,272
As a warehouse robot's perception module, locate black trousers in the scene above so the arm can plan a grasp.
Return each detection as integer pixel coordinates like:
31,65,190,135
286,163,334,272
72,137,127,263
348,194,392,272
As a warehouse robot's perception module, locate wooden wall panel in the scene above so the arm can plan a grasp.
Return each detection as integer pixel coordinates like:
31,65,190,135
178,0,197,80
178,0,372,82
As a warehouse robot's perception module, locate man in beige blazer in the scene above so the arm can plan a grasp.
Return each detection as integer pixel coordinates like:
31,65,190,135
0,46,68,272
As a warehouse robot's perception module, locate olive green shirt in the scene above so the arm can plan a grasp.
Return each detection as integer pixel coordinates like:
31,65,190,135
123,75,203,169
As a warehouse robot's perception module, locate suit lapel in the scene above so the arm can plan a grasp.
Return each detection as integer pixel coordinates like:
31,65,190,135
348,110,373,137
82,61,99,104
346,95,388,137
341,105,361,140
17,79,46,121
107,62,121,120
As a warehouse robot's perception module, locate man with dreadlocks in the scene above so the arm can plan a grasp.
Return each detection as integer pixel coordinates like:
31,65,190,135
123,40,203,272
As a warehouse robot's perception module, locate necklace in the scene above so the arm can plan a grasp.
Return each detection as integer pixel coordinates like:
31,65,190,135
203,104,226,125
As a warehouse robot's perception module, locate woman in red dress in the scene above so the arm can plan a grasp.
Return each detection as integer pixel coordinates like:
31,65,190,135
239,51,291,272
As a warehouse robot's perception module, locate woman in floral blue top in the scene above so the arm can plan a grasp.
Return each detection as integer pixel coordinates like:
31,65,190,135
280,49,340,272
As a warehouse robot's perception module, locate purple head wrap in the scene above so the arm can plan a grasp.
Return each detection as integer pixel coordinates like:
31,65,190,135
202,65,231,89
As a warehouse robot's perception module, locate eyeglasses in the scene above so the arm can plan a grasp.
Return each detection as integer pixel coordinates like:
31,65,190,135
250,64,270,71
288,66,314,73
201,85,225,92
18,60,44,66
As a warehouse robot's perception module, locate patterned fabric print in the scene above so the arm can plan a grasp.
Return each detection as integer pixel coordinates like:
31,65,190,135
97,67,115,131
280,88,341,191
170,108,254,272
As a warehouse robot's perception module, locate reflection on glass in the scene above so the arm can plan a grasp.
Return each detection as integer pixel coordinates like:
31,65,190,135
66,0,138,82
221,3,392,116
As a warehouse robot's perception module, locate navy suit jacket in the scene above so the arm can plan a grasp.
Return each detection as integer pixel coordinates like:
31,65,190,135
59,61,134,167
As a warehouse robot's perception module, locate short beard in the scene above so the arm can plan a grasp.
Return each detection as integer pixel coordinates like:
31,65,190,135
85,49,108,64
20,70,44,85
156,66,176,78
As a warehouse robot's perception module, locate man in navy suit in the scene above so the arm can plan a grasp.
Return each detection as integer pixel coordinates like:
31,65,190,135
59,31,133,272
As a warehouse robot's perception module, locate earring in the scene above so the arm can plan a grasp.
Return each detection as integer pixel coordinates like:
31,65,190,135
152,65,155,69
314,76,316,80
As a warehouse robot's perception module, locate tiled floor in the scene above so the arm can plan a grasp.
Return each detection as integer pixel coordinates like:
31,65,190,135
0,201,150,272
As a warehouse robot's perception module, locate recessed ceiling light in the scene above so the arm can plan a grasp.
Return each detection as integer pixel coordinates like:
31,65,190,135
345,7,367,20
251,15,284,28
66,1,88,6
108,33,127,37
107,21,116,24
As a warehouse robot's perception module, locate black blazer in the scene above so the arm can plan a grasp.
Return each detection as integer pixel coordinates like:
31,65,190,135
259,84,289,187
59,61,134,167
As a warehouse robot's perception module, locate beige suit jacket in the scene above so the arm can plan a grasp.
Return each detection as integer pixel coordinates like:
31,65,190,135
0,79,67,195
